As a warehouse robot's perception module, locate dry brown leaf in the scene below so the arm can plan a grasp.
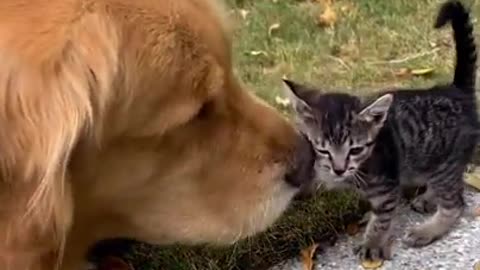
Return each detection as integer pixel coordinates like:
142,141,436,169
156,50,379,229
346,223,360,236
340,5,350,12
300,244,319,270
465,169,480,191
393,68,412,78
268,23,281,37
472,206,480,217
334,41,360,60
393,67,435,78
274,96,291,107
361,259,384,269
317,5,337,27
410,67,435,76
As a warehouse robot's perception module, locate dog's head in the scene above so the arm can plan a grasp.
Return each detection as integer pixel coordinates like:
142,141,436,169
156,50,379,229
0,0,316,269
67,0,316,246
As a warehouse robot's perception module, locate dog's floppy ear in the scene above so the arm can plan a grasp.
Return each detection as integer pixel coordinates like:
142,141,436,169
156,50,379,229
0,56,88,270
0,10,118,269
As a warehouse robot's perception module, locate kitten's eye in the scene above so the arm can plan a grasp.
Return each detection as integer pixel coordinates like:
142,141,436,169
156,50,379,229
365,141,375,147
349,147,364,156
316,149,330,156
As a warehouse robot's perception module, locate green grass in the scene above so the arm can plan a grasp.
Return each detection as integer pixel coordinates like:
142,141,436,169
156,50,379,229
126,191,364,270
118,0,480,269
229,0,478,103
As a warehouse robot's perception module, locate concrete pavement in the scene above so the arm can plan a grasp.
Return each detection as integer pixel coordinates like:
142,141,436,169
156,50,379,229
272,187,480,270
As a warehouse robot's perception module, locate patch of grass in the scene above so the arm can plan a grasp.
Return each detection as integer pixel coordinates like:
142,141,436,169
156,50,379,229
126,191,364,270
229,0,479,102
109,0,480,269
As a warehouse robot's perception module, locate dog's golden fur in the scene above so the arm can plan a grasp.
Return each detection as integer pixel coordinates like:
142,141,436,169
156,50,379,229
0,0,311,269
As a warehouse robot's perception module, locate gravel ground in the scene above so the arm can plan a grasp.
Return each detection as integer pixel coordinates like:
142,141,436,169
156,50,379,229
272,187,480,270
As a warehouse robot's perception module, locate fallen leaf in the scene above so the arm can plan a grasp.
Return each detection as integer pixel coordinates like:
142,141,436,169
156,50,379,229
275,96,291,107
346,223,360,236
393,68,412,78
465,169,480,191
333,40,360,61
268,23,281,37
410,67,435,76
263,63,289,75
472,206,480,217
239,9,250,20
361,259,384,269
340,5,351,12
300,244,319,270
249,50,268,57
317,0,337,27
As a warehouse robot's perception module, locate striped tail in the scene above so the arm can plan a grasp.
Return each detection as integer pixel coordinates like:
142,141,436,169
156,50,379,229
435,0,477,94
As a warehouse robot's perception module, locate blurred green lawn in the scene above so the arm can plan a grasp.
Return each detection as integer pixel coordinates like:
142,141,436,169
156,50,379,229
122,0,480,269
229,0,478,104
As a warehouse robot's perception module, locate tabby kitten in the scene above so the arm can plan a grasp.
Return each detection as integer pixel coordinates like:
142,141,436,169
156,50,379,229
285,0,479,261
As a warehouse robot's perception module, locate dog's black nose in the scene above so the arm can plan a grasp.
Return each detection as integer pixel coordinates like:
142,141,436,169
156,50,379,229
285,132,315,188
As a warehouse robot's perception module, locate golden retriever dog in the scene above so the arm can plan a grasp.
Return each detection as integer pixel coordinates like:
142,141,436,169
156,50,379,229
0,0,315,269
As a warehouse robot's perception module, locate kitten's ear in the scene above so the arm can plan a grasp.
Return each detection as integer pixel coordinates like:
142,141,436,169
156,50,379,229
282,79,315,121
357,94,393,125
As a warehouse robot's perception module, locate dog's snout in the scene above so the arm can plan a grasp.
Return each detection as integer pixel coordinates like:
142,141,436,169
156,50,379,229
285,133,315,188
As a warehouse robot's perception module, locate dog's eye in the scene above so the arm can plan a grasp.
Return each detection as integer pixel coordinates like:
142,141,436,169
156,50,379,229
196,101,213,119
349,147,364,156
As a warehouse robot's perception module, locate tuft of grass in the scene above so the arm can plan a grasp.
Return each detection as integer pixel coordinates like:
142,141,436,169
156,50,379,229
96,0,480,269
126,191,365,270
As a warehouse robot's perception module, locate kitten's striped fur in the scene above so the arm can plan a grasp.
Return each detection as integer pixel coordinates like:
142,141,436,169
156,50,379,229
285,0,479,261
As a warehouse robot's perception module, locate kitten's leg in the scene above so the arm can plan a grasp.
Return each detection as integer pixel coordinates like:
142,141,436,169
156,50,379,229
354,184,400,261
410,187,437,214
358,211,372,226
404,172,465,247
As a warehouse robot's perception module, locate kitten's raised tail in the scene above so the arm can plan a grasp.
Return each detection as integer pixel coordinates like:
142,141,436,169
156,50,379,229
435,0,477,94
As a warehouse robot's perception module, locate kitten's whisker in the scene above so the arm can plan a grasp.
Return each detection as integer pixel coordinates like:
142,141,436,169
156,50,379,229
355,169,367,177
353,172,367,187
356,170,369,183
352,174,361,187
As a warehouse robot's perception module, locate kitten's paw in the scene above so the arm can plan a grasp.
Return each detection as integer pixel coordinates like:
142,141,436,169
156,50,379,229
410,197,436,214
403,227,439,247
353,241,393,261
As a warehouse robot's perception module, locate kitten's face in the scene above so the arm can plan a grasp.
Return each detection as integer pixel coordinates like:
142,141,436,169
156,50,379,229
283,79,393,189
